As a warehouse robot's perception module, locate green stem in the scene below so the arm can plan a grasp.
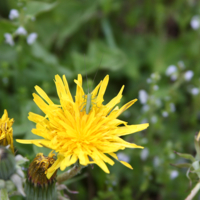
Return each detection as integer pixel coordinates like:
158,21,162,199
57,164,82,184
185,181,200,200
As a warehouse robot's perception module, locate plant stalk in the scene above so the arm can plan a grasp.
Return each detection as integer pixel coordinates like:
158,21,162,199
57,164,82,184
185,181,200,200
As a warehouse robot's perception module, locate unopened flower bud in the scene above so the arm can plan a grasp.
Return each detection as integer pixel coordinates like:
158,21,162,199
0,146,16,180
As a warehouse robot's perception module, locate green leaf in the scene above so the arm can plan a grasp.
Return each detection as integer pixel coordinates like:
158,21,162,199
31,42,58,65
0,188,9,200
56,1,99,48
25,1,58,17
174,151,196,162
72,41,126,74
170,163,191,168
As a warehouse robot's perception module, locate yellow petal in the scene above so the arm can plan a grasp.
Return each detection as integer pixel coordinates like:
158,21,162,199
35,86,54,105
116,123,149,136
16,139,46,147
105,85,124,113
109,99,137,119
96,75,109,105
119,161,133,169
62,75,73,102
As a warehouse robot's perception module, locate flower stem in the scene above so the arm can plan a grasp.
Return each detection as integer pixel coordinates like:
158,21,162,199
185,181,200,200
57,164,82,184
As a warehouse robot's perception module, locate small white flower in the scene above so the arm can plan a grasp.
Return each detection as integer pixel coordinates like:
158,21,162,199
139,90,148,104
9,9,19,20
140,148,149,161
4,33,14,46
153,85,159,91
170,103,176,112
15,26,27,35
27,33,38,45
166,65,177,76
170,170,179,180
191,87,199,95
184,70,194,81
151,116,158,124
117,152,130,163
190,16,200,30
162,111,168,118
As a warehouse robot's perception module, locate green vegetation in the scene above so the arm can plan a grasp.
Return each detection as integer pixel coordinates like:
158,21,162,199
1,0,200,199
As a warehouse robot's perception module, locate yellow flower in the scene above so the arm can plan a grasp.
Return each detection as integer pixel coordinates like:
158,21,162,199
0,109,14,153
17,74,149,178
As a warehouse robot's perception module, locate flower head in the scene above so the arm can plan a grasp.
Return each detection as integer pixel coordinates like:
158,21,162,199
184,70,194,81
4,33,14,46
27,33,38,45
15,26,27,35
17,75,149,178
0,110,14,153
9,9,19,20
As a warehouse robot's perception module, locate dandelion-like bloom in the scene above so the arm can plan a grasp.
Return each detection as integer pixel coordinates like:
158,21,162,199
0,109,14,153
17,75,149,178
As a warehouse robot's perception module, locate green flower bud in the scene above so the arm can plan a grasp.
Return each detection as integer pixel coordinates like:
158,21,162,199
0,146,16,180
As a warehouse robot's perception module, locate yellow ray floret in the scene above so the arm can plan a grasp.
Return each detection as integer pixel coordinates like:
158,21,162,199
17,74,149,178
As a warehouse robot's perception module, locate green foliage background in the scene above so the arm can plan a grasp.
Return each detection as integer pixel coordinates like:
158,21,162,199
1,0,200,199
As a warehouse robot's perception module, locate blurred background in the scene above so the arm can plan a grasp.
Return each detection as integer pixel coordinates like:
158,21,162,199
1,0,200,199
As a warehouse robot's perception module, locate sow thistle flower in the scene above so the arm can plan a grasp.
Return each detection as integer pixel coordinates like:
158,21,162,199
0,109,14,153
17,74,149,179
